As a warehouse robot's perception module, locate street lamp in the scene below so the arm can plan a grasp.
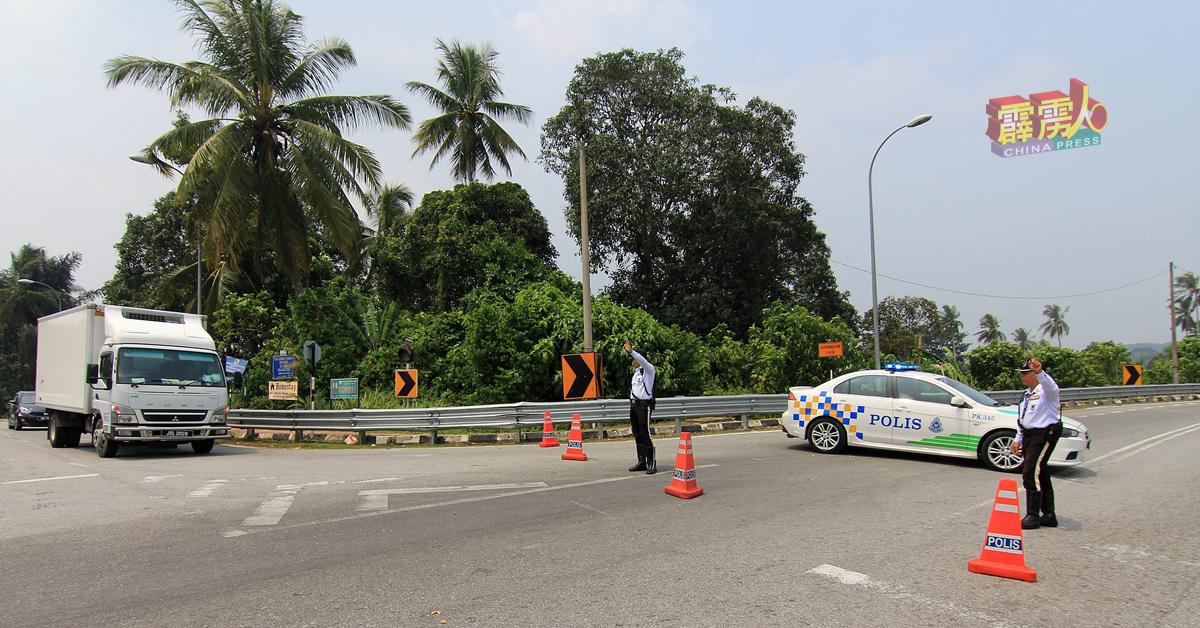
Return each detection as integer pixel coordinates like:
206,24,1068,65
17,278,63,311
868,114,933,370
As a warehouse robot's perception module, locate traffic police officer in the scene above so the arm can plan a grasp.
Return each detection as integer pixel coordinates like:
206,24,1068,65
1010,356,1063,529
624,338,657,474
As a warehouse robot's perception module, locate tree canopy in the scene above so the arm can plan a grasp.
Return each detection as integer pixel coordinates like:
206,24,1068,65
540,48,853,339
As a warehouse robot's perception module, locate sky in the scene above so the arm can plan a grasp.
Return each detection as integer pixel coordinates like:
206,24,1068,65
1,0,1197,351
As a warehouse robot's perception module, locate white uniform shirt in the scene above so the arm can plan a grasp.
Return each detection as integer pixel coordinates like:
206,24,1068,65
630,350,655,401
1015,372,1060,444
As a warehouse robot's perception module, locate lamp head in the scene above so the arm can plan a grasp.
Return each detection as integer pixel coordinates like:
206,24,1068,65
17,279,34,285
906,114,933,128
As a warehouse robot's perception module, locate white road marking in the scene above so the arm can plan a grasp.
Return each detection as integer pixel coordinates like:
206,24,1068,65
187,479,230,498
68,462,92,468
1089,422,1200,465
357,482,549,512
241,484,306,526
807,564,1029,628
223,465,720,537
141,475,183,483
2,473,100,485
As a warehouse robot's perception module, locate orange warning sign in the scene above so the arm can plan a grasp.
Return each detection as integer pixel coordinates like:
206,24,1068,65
818,342,843,358
562,353,601,400
394,369,418,398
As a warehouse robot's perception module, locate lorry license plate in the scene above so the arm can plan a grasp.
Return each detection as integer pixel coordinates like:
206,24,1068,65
164,430,192,437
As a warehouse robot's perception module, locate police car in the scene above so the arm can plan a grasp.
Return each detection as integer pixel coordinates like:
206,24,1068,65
780,366,1089,472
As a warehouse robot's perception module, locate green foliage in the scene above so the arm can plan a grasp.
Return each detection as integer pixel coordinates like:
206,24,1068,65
101,192,196,311
863,296,941,362
747,302,867,393
210,291,284,361
540,47,852,338
1145,337,1200,384
965,341,1026,391
1081,341,1133,386
373,182,557,313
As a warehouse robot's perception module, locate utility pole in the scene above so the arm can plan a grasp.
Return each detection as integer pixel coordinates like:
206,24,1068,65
579,146,594,353
1170,262,1180,384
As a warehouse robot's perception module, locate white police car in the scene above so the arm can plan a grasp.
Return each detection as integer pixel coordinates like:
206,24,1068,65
780,367,1089,472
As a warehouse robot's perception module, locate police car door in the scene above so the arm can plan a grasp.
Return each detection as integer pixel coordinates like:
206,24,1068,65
832,374,891,445
891,376,971,449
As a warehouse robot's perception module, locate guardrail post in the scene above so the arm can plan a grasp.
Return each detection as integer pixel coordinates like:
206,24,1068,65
430,429,439,445
675,417,682,434
595,422,605,439
245,428,257,441
294,429,304,442
741,414,749,430
358,430,368,445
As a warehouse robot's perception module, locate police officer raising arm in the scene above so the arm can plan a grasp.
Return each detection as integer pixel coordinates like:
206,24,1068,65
1011,355,1064,529
624,338,657,475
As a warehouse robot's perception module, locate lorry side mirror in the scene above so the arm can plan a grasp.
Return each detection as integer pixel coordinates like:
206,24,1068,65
86,363,100,385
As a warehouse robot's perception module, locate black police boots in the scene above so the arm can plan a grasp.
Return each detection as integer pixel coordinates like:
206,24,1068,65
645,453,658,475
1040,489,1058,527
1021,490,1042,530
629,456,647,472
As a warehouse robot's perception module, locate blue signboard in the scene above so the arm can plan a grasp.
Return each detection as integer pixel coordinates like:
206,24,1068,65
272,354,297,379
225,356,249,374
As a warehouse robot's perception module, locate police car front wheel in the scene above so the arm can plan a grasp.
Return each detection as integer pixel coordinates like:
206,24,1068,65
980,430,1022,473
808,418,847,454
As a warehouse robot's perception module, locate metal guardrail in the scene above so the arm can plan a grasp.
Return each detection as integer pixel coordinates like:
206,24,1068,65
227,384,1200,435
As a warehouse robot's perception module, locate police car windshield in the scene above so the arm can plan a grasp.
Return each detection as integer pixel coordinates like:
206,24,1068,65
938,377,1006,407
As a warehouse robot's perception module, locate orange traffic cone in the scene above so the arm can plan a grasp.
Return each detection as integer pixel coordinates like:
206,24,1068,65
538,411,560,447
561,414,587,461
968,477,1037,582
664,431,704,499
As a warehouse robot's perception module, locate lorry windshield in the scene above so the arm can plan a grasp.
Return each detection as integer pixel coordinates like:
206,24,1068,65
116,348,225,387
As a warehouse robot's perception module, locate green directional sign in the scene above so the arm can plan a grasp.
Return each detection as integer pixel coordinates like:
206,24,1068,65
330,378,359,400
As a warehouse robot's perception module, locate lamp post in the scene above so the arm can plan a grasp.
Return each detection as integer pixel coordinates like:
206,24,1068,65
869,114,933,370
17,279,63,311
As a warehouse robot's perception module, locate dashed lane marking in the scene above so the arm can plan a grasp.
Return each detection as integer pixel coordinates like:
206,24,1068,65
357,482,549,512
187,479,230,498
2,473,100,485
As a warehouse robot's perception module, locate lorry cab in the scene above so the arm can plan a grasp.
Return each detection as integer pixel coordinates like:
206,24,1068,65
35,304,230,457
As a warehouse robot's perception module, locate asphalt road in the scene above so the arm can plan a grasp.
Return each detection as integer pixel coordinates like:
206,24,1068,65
2,402,1198,627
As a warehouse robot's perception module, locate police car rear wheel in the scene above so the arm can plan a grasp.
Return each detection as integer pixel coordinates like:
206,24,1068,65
808,418,847,454
981,430,1022,472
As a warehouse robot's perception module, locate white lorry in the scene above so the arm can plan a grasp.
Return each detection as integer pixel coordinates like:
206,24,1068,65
34,304,230,457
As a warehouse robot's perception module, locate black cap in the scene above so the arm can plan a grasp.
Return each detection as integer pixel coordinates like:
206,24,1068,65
1015,360,1037,373
634,348,648,358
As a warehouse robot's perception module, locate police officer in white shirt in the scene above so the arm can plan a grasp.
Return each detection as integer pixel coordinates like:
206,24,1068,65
624,338,657,474
1010,356,1063,529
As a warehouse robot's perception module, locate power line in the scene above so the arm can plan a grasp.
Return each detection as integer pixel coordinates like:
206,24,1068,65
830,259,1167,300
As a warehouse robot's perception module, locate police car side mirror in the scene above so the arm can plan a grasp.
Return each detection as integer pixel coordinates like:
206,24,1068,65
950,396,969,408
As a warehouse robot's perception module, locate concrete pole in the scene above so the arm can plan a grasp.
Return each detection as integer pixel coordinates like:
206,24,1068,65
580,146,594,353
1170,262,1180,384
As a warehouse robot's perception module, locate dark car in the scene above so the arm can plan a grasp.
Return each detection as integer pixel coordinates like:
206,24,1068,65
7,391,49,430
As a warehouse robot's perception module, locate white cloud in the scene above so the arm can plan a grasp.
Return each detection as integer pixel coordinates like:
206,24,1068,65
511,0,712,58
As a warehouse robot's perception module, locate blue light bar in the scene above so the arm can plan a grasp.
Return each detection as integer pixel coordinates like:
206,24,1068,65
884,363,919,371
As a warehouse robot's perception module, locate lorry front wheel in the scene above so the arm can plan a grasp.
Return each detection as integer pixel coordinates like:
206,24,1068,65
192,440,215,454
93,421,119,458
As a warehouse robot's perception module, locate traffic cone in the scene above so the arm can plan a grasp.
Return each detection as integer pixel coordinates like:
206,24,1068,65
664,431,704,499
561,414,587,461
967,477,1037,582
538,411,560,447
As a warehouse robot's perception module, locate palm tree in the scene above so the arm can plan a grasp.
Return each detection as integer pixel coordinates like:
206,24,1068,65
365,183,415,241
105,0,411,288
976,314,1005,345
1011,327,1034,352
937,305,965,358
407,39,532,182
0,245,80,323
1175,272,1199,337
1039,304,1071,346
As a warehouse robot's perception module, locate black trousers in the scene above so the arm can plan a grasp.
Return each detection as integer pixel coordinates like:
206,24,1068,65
630,399,655,460
1021,422,1062,499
